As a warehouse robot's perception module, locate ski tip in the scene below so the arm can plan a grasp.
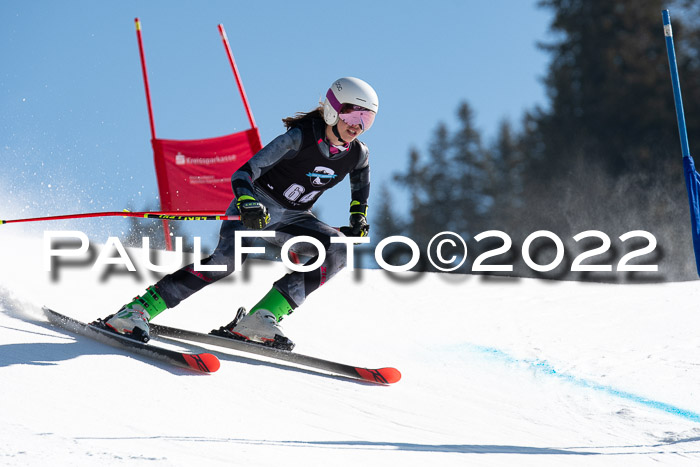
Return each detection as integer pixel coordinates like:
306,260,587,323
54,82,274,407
183,353,221,373
355,367,402,384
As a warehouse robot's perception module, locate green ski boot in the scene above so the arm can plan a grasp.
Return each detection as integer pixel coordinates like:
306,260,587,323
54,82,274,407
212,288,295,350
104,286,167,342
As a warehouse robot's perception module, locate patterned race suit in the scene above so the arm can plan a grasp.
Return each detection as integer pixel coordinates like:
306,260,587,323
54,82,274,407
155,116,370,310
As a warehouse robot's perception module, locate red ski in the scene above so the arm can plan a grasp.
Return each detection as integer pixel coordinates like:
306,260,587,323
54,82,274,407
150,323,401,384
43,307,220,374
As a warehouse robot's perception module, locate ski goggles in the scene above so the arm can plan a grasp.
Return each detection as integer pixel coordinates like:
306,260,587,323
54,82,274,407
338,104,376,132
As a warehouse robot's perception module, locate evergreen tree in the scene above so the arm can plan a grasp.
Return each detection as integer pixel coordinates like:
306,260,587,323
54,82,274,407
516,0,699,242
390,101,496,246
450,102,490,234
485,119,525,228
374,185,405,239
378,0,700,279
526,0,694,180
393,147,430,244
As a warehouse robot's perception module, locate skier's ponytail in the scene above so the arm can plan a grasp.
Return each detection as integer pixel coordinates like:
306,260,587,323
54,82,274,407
282,106,323,130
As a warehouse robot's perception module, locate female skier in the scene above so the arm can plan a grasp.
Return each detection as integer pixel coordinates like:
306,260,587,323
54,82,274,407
101,77,378,350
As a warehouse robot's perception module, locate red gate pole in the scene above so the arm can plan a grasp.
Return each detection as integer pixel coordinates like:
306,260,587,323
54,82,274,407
218,24,257,130
135,18,156,140
135,18,173,250
217,24,298,265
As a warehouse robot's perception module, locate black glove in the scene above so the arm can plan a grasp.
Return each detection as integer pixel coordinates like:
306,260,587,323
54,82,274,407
340,213,370,237
237,195,270,230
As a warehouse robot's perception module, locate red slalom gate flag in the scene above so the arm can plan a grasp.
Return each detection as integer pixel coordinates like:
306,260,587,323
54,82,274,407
152,128,262,211
134,19,276,252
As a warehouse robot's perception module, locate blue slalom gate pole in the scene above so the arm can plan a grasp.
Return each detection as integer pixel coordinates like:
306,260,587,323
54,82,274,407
662,10,691,158
663,10,700,277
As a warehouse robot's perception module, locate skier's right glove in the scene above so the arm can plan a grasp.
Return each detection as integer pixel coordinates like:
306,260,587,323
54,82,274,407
236,195,270,230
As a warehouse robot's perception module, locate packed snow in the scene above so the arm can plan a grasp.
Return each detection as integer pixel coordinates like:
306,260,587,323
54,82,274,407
1,231,700,466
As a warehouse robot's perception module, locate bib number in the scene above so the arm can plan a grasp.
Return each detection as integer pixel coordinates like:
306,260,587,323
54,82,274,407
283,184,320,204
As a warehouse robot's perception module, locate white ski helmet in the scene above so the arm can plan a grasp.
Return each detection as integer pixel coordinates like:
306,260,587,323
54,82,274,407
322,77,379,128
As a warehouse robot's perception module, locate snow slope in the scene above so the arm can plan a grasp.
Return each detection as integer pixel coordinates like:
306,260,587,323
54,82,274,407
2,231,700,466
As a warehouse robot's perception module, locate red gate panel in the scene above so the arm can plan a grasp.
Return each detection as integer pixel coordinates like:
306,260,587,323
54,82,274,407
152,128,262,211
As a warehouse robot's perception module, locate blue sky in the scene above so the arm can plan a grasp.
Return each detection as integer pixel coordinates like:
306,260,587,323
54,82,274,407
1,1,552,243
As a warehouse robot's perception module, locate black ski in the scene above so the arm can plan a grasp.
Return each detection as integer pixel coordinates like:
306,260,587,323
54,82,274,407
42,307,220,373
149,323,401,384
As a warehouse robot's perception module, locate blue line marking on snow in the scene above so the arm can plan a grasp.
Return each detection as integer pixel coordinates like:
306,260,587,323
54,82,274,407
470,344,700,424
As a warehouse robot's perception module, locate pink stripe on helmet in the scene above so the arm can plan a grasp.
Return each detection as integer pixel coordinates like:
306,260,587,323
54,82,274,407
326,89,343,112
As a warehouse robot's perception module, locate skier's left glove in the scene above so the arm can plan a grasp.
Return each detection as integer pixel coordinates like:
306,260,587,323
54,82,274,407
237,195,270,230
340,201,369,237
340,214,370,237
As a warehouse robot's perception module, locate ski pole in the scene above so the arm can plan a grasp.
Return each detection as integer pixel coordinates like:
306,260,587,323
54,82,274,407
0,210,240,225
